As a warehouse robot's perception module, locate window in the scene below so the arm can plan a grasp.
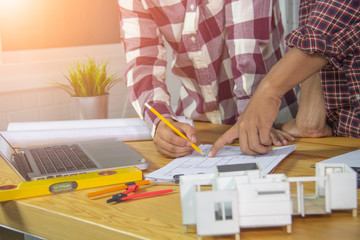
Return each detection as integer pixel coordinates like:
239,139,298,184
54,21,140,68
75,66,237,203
325,167,344,175
214,201,233,221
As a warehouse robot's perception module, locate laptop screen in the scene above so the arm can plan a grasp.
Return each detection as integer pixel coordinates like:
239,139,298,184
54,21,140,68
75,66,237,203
0,134,16,163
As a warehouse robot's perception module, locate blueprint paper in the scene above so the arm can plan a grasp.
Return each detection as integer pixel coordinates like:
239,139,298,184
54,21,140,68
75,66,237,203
146,144,296,181
320,149,360,167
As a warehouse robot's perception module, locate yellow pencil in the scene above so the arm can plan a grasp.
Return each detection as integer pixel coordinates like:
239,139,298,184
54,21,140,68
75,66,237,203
145,103,205,156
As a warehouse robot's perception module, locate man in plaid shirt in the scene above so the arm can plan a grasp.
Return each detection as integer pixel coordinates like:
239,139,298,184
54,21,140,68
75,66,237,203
118,0,298,157
210,0,360,156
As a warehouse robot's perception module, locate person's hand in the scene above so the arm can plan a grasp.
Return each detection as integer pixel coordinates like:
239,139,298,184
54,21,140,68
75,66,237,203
208,48,330,157
153,118,197,158
275,119,332,138
209,85,283,156
208,125,295,157
275,73,332,138
269,128,296,146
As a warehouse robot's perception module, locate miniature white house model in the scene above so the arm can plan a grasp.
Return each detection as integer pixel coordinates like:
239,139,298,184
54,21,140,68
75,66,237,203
179,162,357,239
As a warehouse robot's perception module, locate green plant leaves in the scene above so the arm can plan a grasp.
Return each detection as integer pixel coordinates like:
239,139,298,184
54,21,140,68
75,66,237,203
53,57,121,97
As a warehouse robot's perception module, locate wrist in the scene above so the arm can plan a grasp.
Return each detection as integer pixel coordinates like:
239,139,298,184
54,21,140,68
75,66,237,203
255,79,284,104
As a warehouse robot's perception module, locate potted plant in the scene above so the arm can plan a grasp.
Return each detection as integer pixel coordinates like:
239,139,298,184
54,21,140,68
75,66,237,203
54,57,121,119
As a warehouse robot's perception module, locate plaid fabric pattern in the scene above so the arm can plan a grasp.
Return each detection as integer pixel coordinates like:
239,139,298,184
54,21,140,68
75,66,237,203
286,0,360,138
118,0,298,136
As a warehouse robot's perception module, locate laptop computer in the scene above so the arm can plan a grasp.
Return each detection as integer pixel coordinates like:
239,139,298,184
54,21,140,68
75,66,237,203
0,134,148,181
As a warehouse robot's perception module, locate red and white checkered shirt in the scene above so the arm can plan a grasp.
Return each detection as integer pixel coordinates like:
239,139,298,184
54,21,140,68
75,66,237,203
286,0,360,138
118,0,298,136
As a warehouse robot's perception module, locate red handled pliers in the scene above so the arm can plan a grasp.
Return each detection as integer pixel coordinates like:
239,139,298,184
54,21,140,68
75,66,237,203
106,183,173,203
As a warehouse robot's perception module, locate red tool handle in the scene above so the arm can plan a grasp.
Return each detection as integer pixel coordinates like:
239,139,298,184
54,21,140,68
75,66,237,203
120,189,174,201
122,184,139,195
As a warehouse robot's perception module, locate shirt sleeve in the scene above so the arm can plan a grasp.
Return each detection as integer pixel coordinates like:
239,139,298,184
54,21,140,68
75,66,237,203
118,0,176,137
286,0,360,70
225,0,287,113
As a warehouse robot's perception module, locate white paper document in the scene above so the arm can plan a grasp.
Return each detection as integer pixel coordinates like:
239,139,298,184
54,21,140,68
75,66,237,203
146,144,296,181
320,149,360,167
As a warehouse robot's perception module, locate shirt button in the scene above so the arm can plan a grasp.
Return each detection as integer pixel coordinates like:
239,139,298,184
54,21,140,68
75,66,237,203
190,4,195,10
191,36,196,43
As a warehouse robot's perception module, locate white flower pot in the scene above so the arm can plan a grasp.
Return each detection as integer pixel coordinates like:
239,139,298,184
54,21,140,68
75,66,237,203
73,94,109,120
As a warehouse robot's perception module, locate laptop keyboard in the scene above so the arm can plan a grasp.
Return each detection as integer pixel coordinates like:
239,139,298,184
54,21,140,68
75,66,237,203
29,144,97,174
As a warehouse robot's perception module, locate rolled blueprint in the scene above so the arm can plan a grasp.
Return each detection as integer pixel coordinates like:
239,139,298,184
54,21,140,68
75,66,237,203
2,117,193,148
2,118,151,148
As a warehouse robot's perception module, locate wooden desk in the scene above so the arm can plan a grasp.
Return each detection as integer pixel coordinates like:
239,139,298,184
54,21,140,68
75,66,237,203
0,122,359,240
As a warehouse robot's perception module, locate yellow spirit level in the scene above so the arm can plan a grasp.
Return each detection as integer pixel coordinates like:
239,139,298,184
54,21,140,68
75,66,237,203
0,167,143,202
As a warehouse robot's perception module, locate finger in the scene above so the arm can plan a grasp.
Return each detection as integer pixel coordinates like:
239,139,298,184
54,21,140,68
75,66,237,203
239,127,258,155
157,135,193,155
208,126,238,157
156,144,193,158
154,131,193,157
247,127,272,155
259,127,272,147
157,122,190,147
271,129,295,145
154,126,193,158
175,122,197,143
270,131,283,146
280,130,296,142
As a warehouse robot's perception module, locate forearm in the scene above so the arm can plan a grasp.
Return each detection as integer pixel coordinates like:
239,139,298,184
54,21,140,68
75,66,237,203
297,73,328,133
258,47,328,99
278,73,332,137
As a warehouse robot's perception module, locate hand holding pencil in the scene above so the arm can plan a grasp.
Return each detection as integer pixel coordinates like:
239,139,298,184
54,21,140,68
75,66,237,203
145,103,205,157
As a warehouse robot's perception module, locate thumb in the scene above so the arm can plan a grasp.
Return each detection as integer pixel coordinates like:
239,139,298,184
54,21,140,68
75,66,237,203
174,122,196,143
181,123,197,143
208,126,238,157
